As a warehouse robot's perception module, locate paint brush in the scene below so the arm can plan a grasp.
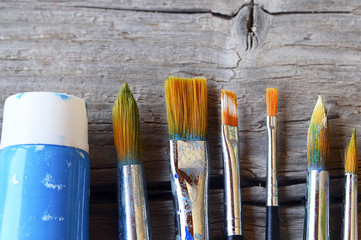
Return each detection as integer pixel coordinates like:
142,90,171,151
304,96,330,240
221,90,243,240
112,82,151,240
342,128,358,240
165,76,209,240
266,88,280,240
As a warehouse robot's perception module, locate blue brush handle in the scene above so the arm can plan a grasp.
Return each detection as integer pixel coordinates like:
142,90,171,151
266,206,280,240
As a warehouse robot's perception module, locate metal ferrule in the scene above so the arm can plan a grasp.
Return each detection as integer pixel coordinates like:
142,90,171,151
342,173,358,240
118,164,151,240
222,124,243,237
169,140,209,240
304,170,330,240
267,116,278,207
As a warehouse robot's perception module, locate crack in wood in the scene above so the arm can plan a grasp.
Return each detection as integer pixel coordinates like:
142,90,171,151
246,1,255,50
72,3,354,19
259,6,352,16
73,5,209,14
72,4,248,20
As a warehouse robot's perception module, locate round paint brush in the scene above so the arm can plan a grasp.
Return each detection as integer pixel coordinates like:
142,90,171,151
266,88,280,240
112,83,151,240
342,128,358,240
304,96,330,240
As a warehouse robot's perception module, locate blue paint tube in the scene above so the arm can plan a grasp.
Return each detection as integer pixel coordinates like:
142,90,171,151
0,92,89,240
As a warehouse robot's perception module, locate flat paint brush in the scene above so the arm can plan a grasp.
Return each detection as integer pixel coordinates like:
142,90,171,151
165,76,209,240
221,90,243,240
113,83,151,240
266,88,280,240
304,96,330,240
342,128,358,240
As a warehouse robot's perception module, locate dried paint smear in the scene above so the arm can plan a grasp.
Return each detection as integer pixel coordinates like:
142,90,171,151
42,174,65,191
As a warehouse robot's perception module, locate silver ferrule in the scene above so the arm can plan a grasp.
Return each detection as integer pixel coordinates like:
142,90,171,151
221,125,243,236
304,170,330,240
342,173,358,240
267,116,278,206
118,164,151,240
169,140,209,240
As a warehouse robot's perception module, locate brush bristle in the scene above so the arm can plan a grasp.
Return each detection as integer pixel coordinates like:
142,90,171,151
112,82,142,164
307,96,329,170
266,88,278,116
221,89,238,126
345,128,358,174
165,76,207,141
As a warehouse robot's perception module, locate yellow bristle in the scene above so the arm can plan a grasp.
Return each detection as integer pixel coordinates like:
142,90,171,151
307,96,329,169
266,88,278,116
112,82,142,164
221,89,238,126
165,76,207,141
345,128,358,174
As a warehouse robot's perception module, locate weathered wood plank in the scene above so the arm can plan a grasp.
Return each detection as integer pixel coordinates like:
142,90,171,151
0,4,239,185
2,4,361,183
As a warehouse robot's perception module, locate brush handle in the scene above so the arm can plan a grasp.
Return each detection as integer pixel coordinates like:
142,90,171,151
342,174,357,240
304,170,329,240
227,235,243,240
118,164,151,240
266,116,278,207
222,125,243,238
169,140,209,240
266,206,280,240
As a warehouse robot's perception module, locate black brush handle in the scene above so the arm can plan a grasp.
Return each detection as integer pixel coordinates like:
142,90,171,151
266,206,279,240
227,235,243,240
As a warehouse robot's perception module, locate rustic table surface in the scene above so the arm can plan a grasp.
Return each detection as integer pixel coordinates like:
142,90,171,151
1,0,361,239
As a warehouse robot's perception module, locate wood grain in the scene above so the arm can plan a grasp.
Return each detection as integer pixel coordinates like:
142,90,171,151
0,1,361,239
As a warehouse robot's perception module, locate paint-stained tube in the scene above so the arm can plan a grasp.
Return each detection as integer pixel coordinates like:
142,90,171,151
0,92,90,240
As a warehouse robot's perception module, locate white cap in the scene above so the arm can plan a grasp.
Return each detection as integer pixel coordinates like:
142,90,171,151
0,92,89,152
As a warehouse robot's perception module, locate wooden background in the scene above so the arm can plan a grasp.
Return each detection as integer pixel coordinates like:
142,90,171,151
1,0,361,239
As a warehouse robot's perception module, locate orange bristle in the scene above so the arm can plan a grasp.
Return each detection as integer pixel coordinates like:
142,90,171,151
165,76,207,141
345,128,358,174
266,88,278,116
221,90,238,126
112,82,142,165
